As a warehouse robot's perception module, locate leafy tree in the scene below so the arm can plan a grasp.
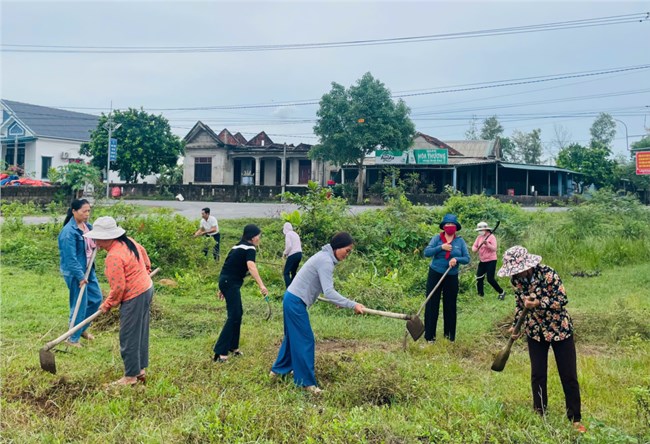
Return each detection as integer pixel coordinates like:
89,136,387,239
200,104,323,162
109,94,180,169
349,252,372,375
465,116,479,139
556,143,616,188
312,72,415,204
480,115,504,140
590,113,617,148
499,137,517,162
631,132,650,152
511,129,543,164
81,108,184,183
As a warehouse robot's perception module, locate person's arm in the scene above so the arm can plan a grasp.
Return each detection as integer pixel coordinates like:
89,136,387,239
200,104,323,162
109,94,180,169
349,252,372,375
423,236,442,257
512,285,526,328
138,243,152,273
283,234,291,257
60,230,86,281
471,236,480,252
317,264,356,309
101,255,126,312
205,218,218,235
247,261,268,296
483,235,497,253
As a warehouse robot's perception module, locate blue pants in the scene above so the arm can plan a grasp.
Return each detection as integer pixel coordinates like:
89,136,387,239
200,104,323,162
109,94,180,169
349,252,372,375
272,291,316,387
65,270,102,342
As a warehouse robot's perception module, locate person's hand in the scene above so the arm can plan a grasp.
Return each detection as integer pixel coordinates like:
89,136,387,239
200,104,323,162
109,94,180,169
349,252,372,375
78,279,88,287
508,326,522,340
524,296,540,309
449,258,458,267
218,291,224,300
99,305,109,314
259,285,269,296
353,303,365,314
441,243,452,251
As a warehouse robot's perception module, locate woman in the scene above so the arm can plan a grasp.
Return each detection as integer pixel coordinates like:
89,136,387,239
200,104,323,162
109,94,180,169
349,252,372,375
84,216,153,386
423,213,470,342
58,199,103,347
282,222,302,288
472,221,506,300
213,224,268,363
271,232,365,394
497,246,585,433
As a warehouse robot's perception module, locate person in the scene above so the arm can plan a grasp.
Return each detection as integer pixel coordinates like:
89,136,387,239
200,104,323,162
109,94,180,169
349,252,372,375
282,222,303,288
497,246,585,433
194,207,220,260
270,232,365,395
58,199,103,347
83,216,154,386
472,221,506,300
213,224,268,363
423,213,470,342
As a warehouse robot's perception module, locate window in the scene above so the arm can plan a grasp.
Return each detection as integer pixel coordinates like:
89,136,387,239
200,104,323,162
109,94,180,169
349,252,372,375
194,157,212,183
41,156,52,179
4,143,25,167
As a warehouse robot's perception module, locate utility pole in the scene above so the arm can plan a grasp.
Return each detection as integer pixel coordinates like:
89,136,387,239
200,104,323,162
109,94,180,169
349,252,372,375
281,142,287,196
103,103,121,199
612,118,629,152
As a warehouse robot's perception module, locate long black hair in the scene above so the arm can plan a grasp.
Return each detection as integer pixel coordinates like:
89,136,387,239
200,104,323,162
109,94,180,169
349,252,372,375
114,233,141,261
63,199,90,226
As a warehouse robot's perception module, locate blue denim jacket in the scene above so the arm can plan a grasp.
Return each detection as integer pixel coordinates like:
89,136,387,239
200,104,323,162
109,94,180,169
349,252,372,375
424,234,470,275
58,219,95,280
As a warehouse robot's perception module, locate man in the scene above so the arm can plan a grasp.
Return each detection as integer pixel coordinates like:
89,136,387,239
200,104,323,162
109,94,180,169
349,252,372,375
194,207,220,260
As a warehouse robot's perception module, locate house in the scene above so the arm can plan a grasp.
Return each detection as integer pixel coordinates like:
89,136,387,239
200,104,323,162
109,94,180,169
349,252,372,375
348,132,577,197
182,121,332,187
1,99,98,180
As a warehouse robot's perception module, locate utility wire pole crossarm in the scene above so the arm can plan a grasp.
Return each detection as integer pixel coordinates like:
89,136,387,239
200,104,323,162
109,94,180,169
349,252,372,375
103,106,121,199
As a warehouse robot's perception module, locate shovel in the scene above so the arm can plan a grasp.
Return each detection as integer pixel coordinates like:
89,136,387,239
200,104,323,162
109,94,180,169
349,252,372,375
40,268,161,374
317,297,424,340
491,307,529,372
69,248,98,330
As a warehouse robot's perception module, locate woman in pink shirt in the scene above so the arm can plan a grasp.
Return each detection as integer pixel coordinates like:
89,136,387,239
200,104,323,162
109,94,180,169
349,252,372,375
472,221,506,300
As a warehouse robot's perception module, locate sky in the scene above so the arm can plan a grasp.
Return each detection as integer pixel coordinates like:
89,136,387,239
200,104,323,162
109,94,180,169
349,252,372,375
2,1,649,161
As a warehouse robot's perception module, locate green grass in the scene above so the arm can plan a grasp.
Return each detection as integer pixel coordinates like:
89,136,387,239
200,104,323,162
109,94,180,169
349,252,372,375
2,260,649,443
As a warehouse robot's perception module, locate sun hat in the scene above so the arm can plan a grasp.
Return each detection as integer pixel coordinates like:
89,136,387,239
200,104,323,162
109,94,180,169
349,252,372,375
83,216,126,240
475,221,492,231
497,246,542,277
439,213,461,231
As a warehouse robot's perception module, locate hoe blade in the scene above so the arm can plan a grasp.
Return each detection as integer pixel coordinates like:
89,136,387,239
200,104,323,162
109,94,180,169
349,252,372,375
406,315,424,341
39,348,57,374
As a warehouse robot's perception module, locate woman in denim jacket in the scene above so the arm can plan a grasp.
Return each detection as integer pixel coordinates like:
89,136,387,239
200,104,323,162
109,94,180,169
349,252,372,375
423,213,470,342
58,199,103,347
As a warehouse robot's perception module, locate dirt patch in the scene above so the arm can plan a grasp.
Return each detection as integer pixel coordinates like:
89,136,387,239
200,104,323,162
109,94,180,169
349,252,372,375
6,377,97,418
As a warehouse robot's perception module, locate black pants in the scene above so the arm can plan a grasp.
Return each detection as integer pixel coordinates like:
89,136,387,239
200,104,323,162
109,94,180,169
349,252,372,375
283,252,302,288
213,277,243,356
476,260,503,296
424,268,459,341
527,335,582,422
203,233,221,260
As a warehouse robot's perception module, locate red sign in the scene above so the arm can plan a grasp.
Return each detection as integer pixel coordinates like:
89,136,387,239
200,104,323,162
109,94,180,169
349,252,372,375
636,151,650,175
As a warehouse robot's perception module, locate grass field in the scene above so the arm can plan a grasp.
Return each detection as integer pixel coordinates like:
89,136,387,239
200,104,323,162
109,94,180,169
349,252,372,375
2,257,649,443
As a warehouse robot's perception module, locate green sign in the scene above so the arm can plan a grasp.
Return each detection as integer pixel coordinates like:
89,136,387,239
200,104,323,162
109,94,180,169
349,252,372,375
413,149,448,165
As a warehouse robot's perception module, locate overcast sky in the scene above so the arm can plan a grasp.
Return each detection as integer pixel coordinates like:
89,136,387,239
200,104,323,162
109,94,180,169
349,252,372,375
2,1,649,160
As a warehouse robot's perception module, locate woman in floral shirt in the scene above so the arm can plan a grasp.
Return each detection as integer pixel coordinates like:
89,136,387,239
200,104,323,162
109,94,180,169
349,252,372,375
498,246,585,433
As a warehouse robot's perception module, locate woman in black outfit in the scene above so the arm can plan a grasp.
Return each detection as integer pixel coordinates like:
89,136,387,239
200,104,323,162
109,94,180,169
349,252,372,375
213,224,268,363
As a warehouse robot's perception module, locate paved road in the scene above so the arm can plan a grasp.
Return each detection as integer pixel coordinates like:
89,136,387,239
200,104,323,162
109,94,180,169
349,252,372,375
1,199,567,225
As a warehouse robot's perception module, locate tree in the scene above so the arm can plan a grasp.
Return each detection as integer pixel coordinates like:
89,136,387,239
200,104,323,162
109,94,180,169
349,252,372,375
556,143,616,188
312,72,415,204
465,115,479,140
590,113,617,148
81,108,184,183
631,131,650,152
480,115,503,140
511,129,543,164
499,137,517,162
48,162,102,200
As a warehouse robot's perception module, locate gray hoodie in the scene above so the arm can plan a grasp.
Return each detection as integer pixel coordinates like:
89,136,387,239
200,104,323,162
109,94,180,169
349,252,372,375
287,244,356,309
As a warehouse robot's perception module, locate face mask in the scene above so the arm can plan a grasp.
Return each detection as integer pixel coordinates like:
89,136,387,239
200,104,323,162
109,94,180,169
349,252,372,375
479,230,486,236
444,226,457,236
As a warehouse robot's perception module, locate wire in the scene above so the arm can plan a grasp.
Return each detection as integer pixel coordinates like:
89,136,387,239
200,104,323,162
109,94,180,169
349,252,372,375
3,12,648,54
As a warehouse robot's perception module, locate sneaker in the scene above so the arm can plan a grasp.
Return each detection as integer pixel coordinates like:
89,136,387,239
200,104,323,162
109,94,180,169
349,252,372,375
498,292,506,300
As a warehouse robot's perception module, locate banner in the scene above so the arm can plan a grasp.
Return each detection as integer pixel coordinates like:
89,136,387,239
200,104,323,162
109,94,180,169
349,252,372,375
375,150,409,164
413,149,448,165
636,151,650,175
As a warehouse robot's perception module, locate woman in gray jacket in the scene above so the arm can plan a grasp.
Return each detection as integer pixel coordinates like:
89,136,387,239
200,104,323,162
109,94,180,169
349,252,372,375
270,232,365,394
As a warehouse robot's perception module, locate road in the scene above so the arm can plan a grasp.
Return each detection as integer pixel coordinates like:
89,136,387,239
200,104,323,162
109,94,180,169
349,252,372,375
1,199,567,225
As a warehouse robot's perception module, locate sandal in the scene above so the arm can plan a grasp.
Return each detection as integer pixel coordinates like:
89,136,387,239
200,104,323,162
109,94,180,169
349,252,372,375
137,371,146,384
213,354,229,363
81,331,95,341
573,422,587,433
230,350,243,357
303,385,322,395
106,377,139,387
65,340,83,348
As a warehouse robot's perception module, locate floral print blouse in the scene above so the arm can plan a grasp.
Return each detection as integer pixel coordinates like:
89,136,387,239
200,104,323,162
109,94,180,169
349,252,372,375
511,264,574,342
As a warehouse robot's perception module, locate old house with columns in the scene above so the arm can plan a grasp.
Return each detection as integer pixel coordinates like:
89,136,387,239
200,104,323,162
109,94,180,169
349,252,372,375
183,121,332,187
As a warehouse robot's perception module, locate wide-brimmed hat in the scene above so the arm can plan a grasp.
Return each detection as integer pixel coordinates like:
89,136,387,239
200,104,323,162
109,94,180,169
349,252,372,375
475,221,492,231
439,213,461,231
83,216,125,240
497,246,542,277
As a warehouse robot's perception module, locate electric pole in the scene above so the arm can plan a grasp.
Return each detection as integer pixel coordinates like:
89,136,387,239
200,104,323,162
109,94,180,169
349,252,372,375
103,104,121,199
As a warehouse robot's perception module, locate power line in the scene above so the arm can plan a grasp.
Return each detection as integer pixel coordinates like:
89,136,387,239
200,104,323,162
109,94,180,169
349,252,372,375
3,13,648,54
